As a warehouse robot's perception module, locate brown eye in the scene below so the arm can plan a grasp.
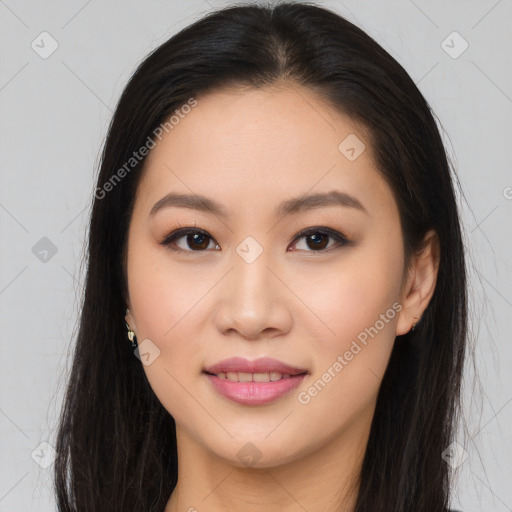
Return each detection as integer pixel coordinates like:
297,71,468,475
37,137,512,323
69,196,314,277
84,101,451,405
160,226,349,254
289,227,349,252
184,232,211,250
160,228,220,252
305,232,329,250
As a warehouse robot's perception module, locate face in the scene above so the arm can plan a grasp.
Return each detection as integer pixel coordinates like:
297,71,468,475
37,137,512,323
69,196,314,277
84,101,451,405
124,85,414,468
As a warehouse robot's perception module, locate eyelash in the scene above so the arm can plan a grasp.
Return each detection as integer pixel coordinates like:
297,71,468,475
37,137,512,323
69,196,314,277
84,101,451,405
159,224,350,254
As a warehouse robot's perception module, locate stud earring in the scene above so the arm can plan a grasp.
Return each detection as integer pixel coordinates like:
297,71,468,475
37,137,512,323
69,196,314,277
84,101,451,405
411,314,420,332
125,309,138,349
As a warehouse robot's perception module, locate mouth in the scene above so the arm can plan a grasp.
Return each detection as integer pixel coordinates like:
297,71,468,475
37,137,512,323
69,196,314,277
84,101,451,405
203,356,309,377
202,357,309,405
203,370,306,382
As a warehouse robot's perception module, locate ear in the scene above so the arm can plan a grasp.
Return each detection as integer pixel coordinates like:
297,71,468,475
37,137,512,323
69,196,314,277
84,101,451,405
125,307,137,333
396,229,440,335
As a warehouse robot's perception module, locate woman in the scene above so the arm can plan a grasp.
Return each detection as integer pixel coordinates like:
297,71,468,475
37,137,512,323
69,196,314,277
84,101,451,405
54,2,467,511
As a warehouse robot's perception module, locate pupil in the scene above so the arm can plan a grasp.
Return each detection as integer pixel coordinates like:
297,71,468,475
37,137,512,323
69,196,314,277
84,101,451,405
188,233,209,250
307,233,328,250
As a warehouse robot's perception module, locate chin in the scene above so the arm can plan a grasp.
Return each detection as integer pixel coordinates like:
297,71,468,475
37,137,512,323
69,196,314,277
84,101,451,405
202,435,309,470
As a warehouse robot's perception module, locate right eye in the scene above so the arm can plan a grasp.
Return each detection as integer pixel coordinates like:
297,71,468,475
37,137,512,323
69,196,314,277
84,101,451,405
160,228,220,253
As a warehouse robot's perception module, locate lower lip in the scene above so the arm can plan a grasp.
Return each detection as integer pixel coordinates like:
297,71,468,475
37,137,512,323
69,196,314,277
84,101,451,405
204,373,306,405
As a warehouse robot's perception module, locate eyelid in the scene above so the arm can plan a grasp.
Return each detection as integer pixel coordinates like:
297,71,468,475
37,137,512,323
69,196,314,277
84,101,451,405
290,226,348,244
159,226,219,249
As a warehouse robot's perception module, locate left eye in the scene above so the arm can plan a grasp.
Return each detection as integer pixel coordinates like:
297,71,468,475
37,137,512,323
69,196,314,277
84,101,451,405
160,227,349,253
289,227,349,252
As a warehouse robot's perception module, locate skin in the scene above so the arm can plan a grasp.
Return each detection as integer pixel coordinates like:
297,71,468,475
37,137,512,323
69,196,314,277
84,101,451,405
124,84,440,512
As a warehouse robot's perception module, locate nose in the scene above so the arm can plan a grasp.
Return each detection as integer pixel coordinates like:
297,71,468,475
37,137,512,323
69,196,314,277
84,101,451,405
213,250,293,341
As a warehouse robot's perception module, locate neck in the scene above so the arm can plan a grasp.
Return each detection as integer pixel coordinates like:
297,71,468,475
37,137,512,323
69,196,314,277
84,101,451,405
165,413,372,512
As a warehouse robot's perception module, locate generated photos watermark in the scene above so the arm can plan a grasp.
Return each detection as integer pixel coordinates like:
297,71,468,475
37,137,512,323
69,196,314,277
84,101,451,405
94,97,197,200
297,301,403,405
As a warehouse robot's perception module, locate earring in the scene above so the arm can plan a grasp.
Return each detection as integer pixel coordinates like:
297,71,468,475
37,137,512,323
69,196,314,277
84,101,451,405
411,314,420,332
125,309,138,349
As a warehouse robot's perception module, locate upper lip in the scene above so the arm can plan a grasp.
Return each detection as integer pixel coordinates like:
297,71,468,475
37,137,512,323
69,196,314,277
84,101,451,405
204,357,308,376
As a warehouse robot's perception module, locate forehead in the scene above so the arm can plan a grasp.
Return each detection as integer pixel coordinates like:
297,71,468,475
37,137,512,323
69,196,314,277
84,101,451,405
135,85,397,220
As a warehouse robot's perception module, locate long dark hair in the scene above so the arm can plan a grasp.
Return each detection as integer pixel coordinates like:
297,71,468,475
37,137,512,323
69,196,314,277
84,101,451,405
53,2,468,511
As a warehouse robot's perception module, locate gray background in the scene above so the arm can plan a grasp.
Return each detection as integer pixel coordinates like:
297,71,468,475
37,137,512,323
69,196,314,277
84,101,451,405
1,0,511,510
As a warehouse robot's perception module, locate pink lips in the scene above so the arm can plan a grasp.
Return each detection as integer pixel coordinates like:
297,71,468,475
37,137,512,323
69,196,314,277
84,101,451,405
204,356,308,376
203,357,308,405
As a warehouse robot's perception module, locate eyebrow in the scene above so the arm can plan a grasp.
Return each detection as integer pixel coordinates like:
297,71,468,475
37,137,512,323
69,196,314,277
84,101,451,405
149,190,368,218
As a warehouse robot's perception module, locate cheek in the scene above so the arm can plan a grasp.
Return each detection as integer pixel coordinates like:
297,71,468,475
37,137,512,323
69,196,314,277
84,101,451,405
294,256,402,430
127,236,200,338
297,240,404,385
126,242,211,420
302,252,402,340
125,239,215,387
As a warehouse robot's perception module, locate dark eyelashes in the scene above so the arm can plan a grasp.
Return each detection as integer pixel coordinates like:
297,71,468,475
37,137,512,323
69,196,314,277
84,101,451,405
160,227,212,248
159,225,350,254
292,226,349,247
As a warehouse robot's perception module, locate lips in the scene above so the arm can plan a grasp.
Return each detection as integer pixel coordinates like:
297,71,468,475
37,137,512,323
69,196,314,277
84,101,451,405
203,356,308,377
203,357,308,405
211,371,296,383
